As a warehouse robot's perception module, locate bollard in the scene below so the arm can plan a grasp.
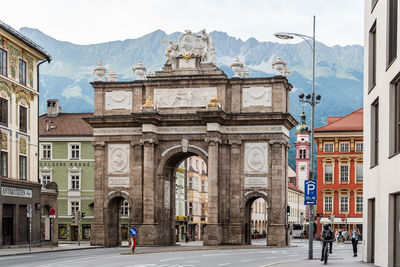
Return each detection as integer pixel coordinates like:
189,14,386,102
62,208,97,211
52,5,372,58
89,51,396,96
131,237,136,253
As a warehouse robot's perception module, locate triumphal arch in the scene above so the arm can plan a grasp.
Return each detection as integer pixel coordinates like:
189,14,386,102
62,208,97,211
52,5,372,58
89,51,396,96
86,30,296,247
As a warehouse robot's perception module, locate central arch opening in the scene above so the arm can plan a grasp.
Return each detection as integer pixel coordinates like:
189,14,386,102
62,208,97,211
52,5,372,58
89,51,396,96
244,196,269,245
159,148,208,246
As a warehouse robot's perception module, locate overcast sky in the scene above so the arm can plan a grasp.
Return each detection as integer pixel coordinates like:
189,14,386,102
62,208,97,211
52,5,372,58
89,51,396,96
0,0,364,47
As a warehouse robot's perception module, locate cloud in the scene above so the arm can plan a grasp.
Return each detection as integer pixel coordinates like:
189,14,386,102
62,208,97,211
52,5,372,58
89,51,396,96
61,85,93,104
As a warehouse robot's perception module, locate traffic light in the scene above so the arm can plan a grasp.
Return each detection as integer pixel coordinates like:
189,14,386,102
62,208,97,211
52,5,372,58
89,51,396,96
286,205,290,216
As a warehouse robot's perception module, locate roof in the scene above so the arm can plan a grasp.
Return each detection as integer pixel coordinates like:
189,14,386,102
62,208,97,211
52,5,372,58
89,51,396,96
288,183,304,194
39,113,93,137
288,166,296,178
0,20,51,61
315,108,363,132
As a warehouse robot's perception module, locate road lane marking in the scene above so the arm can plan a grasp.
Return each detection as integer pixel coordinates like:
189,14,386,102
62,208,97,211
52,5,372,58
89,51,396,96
218,263,231,266
241,259,255,263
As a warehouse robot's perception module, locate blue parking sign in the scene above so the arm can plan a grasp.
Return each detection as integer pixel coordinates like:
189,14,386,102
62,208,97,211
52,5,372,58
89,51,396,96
129,227,138,237
304,180,317,205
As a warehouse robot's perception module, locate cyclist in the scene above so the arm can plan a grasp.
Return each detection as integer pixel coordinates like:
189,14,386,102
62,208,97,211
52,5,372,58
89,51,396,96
320,223,334,261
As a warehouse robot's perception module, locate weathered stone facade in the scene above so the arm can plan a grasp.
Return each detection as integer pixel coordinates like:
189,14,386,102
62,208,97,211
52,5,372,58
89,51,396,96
86,32,296,247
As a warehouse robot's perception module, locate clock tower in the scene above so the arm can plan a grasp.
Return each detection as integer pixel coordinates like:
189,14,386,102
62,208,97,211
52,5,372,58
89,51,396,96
295,109,310,192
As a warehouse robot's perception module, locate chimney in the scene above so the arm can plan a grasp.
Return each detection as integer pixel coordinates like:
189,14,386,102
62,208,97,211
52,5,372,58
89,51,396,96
47,99,61,117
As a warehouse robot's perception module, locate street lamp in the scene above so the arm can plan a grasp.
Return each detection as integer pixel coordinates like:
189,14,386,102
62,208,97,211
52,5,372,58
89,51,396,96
275,15,320,260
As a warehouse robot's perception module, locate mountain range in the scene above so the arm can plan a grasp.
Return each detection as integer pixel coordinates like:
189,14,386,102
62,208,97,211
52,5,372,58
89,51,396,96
19,27,364,170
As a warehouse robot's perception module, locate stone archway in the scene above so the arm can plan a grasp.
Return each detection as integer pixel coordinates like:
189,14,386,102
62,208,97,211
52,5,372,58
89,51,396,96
154,145,208,245
103,191,132,247
242,190,271,245
87,30,296,247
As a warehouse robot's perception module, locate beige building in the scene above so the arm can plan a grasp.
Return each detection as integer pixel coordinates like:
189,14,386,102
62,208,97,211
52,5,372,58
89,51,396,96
0,21,51,246
364,1,400,266
287,167,305,225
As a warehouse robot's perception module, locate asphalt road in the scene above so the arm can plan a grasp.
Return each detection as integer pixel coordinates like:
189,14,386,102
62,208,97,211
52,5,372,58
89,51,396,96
0,239,370,267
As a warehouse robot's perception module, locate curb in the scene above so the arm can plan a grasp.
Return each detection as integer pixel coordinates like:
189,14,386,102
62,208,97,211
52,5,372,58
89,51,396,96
0,246,104,257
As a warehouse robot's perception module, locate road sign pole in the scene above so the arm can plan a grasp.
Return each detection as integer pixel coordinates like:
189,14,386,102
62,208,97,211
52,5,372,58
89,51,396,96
29,217,32,252
50,217,53,251
78,211,81,246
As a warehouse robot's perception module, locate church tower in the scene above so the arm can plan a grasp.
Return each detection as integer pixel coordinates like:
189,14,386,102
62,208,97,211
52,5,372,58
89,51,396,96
295,108,310,192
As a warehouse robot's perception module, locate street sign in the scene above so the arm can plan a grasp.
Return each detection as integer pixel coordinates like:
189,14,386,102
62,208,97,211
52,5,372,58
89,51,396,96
341,217,345,222
129,227,138,237
27,204,32,218
304,180,317,205
49,208,56,216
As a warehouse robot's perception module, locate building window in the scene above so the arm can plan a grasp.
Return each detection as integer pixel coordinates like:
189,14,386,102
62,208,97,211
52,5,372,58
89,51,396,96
388,0,398,66
0,151,7,177
339,142,349,152
69,143,80,160
189,202,193,215
71,174,80,190
340,195,349,212
19,106,27,133
121,200,129,216
70,201,80,215
0,98,8,126
324,164,333,183
340,165,349,183
371,99,379,166
324,143,334,152
324,195,333,212
392,79,400,155
355,142,363,152
19,59,26,86
356,196,363,212
41,144,52,160
201,180,207,192
356,164,363,182
19,155,27,180
369,21,377,91
41,174,51,186
188,177,193,190
0,48,7,76
201,203,206,217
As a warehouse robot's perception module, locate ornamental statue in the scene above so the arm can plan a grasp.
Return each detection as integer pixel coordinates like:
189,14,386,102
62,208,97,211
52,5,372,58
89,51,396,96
164,29,215,69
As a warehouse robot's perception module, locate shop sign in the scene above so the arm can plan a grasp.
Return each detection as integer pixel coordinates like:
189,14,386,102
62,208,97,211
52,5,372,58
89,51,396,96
1,186,32,198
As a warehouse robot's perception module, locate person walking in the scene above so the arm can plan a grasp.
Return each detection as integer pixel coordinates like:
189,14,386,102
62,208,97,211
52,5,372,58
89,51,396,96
351,227,361,257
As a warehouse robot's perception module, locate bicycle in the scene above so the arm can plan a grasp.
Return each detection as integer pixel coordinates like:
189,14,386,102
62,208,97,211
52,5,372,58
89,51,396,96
321,239,333,265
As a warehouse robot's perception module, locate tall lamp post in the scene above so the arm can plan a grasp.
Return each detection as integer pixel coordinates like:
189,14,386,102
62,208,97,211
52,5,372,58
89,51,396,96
274,15,320,260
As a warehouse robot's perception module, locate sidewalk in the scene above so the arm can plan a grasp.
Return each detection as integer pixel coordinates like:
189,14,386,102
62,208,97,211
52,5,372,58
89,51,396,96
0,241,102,257
264,258,376,267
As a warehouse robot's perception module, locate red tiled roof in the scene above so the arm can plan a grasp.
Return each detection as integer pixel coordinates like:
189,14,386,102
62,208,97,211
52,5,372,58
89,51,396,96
39,113,93,137
288,183,304,194
315,108,363,132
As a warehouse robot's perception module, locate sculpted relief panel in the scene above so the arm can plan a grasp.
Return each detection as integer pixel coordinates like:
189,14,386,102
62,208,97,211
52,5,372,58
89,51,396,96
242,87,272,107
154,87,217,108
244,143,269,174
105,91,132,110
108,144,130,174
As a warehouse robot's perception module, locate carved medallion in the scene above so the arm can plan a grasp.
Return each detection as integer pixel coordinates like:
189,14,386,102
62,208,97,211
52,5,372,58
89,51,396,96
108,144,130,174
245,143,268,174
179,32,197,55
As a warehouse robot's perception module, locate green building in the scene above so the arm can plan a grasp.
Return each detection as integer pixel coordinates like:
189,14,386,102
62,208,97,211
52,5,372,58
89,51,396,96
39,99,129,242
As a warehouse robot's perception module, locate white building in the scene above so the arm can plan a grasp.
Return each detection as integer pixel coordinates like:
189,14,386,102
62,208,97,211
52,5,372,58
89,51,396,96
364,1,400,266
288,167,305,225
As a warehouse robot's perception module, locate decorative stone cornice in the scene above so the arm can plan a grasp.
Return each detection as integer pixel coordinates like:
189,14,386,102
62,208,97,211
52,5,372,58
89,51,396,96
92,141,106,149
205,137,222,145
140,138,158,145
269,140,289,147
228,138,242,145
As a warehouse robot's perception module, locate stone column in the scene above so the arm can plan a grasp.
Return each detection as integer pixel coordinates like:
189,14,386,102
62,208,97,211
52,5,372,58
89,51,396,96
203,137,222,245
227,139,242,243
267,140,288,246
91,141,105,246
139,138,158,245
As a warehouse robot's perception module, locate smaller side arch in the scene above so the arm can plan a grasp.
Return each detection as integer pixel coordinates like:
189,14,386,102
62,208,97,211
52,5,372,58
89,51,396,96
104,190,132,209
242,190,271,210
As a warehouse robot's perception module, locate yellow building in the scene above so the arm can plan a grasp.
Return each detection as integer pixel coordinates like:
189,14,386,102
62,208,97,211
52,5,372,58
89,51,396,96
0,21,51,247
